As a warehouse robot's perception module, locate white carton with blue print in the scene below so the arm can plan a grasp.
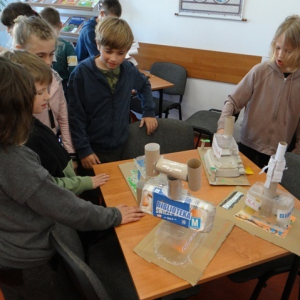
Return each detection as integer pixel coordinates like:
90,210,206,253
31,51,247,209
141,183,216,232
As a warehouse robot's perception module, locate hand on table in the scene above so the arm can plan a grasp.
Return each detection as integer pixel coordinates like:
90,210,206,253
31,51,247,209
140,117,158,135
81,154,100,169
117,204,145,224
91,173,109,188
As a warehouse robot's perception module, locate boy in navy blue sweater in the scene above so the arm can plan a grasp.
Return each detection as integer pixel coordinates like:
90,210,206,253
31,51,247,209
68,17,157,170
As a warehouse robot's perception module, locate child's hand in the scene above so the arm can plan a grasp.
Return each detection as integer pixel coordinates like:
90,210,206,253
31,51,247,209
217,128,224,135
140,117,158,135
91,173,109,188
81,154,100,169
117,204,145,224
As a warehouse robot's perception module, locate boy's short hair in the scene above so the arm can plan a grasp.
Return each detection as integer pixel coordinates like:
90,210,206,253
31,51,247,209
95,17,133,50
100,0,122,17
0,57,35,148
0,49,52,86
270,15,300,72
40,7,61,29
0,2,39,27
13,16,57,49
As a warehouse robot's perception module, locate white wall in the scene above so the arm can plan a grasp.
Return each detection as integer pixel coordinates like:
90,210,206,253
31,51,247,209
120,0,300,135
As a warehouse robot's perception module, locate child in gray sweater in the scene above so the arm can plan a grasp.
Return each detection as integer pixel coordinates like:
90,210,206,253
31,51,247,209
0,56,144,299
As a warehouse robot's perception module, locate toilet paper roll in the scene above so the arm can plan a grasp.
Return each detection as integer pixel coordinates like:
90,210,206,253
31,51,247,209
167,176,182,201
145,143,160,177
224,116,235,136
187,158,201,191
155,157,188,181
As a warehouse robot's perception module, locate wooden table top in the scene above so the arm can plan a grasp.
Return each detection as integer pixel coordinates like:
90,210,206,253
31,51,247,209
140,69,174,91
93,149,299,300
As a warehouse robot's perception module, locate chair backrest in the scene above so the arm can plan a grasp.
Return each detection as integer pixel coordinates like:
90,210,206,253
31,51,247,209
50,226,110,300
150,62,187,96
281,152,300,200
121,118,194,160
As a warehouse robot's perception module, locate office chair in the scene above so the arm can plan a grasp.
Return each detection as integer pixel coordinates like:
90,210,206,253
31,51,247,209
228,152,300,300
130,62,187,120
50,227,110,300
121,118,194,160
185,109,240,148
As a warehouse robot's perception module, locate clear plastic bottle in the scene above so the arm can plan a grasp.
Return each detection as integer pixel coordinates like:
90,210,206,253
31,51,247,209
154,221,204,266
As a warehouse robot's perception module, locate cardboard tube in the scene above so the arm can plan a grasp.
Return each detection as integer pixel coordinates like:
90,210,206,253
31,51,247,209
224,116,235,136
187,158,201,191
155,157,188,181
145,143,160,177
275,141,287,161
167,176,182,201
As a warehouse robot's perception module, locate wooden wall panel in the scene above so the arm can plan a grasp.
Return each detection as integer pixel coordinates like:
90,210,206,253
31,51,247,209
134,43,261,84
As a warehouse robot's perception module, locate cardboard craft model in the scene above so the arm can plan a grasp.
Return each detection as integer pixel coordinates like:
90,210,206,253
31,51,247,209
135,143,217,266
136,143,216,232
203,116,246,179
241,141,294,232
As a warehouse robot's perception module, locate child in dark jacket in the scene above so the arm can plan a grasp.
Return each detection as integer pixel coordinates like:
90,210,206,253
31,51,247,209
76,0,122,62
68,17,158,170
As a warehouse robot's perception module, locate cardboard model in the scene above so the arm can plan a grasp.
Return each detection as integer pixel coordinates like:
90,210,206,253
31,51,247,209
204,116,246,178
138,143,216,232
242,141,294,231
136,143,216,266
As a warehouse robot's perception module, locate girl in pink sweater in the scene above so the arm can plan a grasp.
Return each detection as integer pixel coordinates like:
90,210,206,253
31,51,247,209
12,15,75,155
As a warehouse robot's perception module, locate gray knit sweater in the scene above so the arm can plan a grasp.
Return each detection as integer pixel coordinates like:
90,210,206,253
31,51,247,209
0,145,121,269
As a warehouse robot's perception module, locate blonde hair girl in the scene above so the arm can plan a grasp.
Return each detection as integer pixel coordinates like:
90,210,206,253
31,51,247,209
12,15,76,155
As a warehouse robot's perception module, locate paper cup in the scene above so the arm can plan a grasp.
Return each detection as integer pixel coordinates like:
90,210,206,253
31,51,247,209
145,143,160,177
187,158,201,191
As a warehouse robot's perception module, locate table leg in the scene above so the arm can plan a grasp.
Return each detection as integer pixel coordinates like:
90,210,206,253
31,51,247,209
280,255,300,300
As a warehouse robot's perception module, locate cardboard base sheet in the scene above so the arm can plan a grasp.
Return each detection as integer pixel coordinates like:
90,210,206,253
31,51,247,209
217,186,300,256
198,147,250,186
133,216,234,286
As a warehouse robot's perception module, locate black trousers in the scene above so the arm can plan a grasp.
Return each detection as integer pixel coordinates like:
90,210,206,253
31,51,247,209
238,142,270,169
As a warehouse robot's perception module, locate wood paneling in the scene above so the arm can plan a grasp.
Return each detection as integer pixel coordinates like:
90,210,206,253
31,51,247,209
134,43,262,84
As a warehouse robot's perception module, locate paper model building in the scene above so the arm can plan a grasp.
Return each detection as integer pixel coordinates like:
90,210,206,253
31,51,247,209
204,116,245,178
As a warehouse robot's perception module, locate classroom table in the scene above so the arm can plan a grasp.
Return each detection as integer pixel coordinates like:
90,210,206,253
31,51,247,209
139,69,174,118
93,149,300,300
